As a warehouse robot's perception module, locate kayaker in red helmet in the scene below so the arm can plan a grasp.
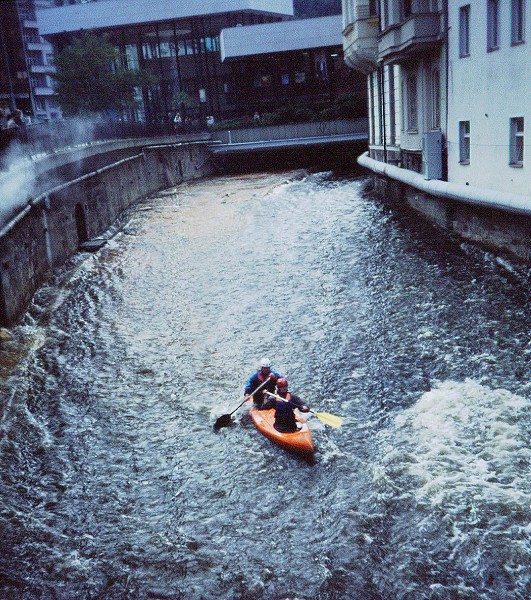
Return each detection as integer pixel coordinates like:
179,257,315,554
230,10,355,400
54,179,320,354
264,378,310,432
244,358,282,409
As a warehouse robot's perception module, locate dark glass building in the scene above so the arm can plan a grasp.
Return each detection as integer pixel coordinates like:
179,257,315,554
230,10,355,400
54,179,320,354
37,0,295,124
221,15,365,117
37,1,365,126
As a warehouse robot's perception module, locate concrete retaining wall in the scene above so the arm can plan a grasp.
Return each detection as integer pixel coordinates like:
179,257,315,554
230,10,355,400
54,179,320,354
373,175,531,261
0,142,213,326
210,119,368,145
359,151,531,262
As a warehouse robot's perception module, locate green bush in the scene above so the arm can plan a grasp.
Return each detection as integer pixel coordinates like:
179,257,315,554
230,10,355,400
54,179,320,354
209,117,246,130
211,94,367,131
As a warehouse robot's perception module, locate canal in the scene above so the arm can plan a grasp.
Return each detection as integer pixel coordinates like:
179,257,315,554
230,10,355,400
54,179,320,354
0,170,529,599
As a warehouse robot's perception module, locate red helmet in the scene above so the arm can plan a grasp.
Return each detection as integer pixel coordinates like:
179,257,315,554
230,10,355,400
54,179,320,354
276,378,288,390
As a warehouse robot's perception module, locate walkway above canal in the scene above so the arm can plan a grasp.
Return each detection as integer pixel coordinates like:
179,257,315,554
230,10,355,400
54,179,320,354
208,118,368,155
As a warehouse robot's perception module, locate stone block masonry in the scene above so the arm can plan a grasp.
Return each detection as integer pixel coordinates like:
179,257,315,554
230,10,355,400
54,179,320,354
0,143,214,326
373,175,531,262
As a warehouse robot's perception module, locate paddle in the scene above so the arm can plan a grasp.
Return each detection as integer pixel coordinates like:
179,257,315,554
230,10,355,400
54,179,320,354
213,376,272,431
264,391,343,429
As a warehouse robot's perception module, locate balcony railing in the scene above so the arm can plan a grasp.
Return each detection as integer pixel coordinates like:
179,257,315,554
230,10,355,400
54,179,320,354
30,64,56,74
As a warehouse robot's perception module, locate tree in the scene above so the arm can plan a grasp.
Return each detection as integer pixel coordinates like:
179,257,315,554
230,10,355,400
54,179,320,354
52,33,155,116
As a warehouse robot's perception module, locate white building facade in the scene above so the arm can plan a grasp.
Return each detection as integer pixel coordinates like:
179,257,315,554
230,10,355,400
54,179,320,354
343,0,529,203
448,0,529,197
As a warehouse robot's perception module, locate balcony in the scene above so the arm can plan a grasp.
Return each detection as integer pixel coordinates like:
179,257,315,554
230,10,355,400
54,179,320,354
31,64,56,74
342,4,379,74
33,87,55,96
379,12,443,64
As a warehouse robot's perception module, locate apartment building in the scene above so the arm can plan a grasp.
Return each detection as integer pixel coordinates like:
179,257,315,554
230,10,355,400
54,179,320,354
343,0,446,178
0,0,62,121
448,1,528,197
343,0,529,199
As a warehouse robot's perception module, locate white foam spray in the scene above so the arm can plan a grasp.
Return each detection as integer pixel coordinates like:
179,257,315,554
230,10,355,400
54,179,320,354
373,379,530,594
0,142,37,228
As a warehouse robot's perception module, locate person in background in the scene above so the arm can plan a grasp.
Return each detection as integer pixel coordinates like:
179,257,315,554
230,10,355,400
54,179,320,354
173,112,183,133
6,109,25,129
264,378,310,433
244,358,282,408
0,108,8,129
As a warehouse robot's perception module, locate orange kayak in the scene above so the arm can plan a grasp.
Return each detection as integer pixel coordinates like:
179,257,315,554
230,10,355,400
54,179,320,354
249,406,314,458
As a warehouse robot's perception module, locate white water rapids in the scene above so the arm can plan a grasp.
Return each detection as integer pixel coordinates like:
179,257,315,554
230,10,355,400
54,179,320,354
0,170,529,599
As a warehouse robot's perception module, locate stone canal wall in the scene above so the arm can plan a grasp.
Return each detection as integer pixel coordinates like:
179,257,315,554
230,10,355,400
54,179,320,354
374,175,531,261
358,152,531,263
0,142,214,326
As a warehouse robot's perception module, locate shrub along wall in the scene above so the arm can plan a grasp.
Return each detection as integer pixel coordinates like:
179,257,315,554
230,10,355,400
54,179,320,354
0,142,213,326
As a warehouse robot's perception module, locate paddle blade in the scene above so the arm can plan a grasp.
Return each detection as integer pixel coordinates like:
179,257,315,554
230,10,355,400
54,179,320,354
314,411,343,429
213,414,233,431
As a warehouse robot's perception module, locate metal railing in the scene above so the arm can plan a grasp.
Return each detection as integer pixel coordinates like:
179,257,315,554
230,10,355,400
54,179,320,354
0,117,369,172
0,119,199,171
209,118,368,145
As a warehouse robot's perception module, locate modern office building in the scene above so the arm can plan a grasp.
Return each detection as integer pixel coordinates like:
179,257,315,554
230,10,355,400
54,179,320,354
220,15,366,117
343,0,529,199
36,0,296,124
0,0,61,121
36,0,365,126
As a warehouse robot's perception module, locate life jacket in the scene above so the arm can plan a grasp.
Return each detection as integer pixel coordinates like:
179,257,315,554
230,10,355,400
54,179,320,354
275,392,293,415
257,371,276,392
274,393,298,432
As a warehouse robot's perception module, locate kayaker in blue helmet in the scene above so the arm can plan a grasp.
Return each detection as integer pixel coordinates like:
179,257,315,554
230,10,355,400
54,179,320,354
244,358,282,408
264,378,310,432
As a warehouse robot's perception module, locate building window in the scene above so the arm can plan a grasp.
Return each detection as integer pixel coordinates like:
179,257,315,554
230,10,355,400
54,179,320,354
369,0,378,17
510,117,524,165
369,73,376,145
459,120,471,163
314,52,328,81
382,0,390,28
27,51,44,66
388,66,396,145
511,0,526,44
402,0,412,19
254,74,272,88
430,67,440,129
487,0,500,51
406,74,417,131
459,5,471,57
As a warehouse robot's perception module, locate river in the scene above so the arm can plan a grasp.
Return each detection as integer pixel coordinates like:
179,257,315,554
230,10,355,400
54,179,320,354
0,170,529,599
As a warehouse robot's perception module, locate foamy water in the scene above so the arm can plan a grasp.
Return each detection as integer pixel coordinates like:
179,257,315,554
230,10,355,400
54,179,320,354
1,171,530,599
374,379,530,597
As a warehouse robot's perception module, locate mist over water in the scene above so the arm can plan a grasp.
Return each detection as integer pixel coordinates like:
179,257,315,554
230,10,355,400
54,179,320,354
0,115,108,229
0,171,530,599
0,143,36,227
